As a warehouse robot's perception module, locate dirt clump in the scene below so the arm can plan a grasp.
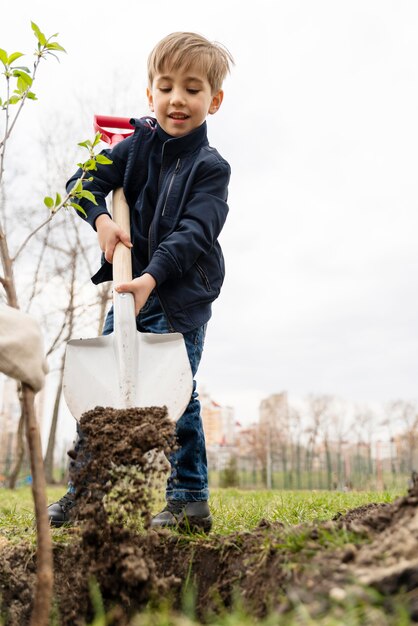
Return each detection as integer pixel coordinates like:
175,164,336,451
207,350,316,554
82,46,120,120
57,405,179,626
72,404,175,527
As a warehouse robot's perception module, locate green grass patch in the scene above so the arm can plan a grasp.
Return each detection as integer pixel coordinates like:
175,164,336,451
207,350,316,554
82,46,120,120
209,487,402,534
0,486,69,544
0,486,403,542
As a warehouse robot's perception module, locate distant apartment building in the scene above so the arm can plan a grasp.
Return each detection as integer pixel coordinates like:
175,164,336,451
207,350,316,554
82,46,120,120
200,389,235,446
200,389,235,470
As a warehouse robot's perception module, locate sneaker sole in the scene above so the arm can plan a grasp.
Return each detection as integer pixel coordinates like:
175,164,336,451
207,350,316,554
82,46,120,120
150,514,212,533
48,518,73,528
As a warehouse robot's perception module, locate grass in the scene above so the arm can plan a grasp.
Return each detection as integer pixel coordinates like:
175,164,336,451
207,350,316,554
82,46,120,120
0,485,404,541
128,599,413,626
0,486,67,544
209,487,401,534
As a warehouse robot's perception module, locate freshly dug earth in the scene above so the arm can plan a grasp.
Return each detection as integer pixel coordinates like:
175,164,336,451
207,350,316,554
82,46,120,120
1,406,418,625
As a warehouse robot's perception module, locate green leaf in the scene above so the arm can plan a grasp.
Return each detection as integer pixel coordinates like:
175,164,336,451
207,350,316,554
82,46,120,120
70,202,87,217
31,22,47,46
55,192,62,206
0,49,8,67
45,42,66,53
92,132,102,147
77,139,91,149
7,95,21,105
77,190,97,205
82,159,97,171
12,70,32,86
26,91,37,100
44,196,54,209
96,154,113,165
13,65,31,73
8,52,24,64
71,178,83,194
16,77,27,94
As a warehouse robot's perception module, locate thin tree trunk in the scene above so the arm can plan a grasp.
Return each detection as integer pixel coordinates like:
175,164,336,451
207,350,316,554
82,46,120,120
281,444,288,489
337,445,343,489
44,252,77,484
296,442,301,489
265,427,272,489
325,439,332,490
306,448,312,489
0,225,18,306
22,383,53,626
43,364,64,483
367,441,373,477
8,392,25,489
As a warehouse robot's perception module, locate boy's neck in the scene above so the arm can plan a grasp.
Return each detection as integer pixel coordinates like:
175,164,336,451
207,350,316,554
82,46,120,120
156,119,207,143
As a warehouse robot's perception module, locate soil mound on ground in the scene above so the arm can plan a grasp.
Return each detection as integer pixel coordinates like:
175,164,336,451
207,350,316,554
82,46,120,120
0,407,418,625
61,405,178,625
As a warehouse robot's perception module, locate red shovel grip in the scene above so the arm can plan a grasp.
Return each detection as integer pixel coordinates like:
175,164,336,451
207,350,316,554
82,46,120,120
92,115,134,278
94,114,134,146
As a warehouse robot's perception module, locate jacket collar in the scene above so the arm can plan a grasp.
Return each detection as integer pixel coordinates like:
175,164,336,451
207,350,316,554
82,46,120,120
156,120,208,156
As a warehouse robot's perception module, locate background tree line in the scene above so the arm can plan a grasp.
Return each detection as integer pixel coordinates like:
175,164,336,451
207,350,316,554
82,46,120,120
210,394,418,491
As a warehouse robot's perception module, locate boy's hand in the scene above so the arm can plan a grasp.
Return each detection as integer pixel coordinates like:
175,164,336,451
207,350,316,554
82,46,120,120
95,214,132,263
114,273,157,315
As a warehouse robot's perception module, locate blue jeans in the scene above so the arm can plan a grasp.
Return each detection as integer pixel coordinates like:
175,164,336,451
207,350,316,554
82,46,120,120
102,291,209,502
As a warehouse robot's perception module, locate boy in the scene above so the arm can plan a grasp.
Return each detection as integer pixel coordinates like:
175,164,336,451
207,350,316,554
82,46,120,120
48,32,233,532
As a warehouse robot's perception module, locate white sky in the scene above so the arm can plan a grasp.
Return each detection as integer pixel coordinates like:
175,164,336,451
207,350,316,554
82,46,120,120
2,1,418,444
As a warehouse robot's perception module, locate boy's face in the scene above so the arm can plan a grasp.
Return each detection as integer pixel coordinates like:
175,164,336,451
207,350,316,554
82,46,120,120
147,64,223,137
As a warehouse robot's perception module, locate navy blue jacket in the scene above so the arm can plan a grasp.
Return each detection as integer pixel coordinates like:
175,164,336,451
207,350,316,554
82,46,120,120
67,117,230,332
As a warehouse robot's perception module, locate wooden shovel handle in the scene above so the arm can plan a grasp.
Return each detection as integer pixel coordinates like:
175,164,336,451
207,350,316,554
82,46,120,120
112,188,132,284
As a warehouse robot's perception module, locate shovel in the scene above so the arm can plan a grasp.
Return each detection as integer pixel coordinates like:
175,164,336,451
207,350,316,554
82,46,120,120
63,115,193,422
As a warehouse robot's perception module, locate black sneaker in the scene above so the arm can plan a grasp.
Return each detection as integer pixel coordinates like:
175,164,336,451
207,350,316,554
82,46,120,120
150,500,212,533
47,492,76,527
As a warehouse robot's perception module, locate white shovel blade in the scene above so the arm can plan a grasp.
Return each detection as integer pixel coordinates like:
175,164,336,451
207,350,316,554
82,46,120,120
63,331,192,421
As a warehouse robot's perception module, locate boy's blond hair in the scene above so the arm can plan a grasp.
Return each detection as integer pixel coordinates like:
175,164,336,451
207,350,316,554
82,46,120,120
148,32,234,94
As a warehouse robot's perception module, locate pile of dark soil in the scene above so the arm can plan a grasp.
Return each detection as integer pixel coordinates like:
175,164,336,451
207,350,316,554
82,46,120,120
1,406,418,625
59,405,178,625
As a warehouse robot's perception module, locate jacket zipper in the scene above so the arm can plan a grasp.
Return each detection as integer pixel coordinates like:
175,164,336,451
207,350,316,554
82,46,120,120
195,262,211,291
162,158,181,216
150,151,179,260
150,144,167,262
157,143,166,194
149,150,181,329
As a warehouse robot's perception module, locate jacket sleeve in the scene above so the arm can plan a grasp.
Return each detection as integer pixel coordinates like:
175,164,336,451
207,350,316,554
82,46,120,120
144,159,230,285
65,136,132,230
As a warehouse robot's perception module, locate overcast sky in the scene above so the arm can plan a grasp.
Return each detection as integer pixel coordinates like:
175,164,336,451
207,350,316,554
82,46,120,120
2,1,418,442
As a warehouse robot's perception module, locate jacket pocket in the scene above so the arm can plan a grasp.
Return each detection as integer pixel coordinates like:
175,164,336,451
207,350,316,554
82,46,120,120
195,262,211,291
